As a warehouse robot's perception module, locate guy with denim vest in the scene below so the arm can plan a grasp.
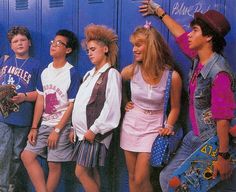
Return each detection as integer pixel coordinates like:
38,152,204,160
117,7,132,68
140,1,236,191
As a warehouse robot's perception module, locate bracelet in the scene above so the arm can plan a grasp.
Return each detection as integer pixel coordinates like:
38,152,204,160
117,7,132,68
165,123,174,130
24,92,28,97
31,127,38,131
159,12,167,20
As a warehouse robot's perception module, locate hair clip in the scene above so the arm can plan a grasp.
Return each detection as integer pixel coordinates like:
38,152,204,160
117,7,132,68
144,21,152,30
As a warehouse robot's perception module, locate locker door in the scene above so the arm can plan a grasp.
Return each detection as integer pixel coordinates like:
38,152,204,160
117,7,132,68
0,0,9,54
41,0,78,68
225,0,236,72
118,0,168,71
78,0,118,76
7,0,41,58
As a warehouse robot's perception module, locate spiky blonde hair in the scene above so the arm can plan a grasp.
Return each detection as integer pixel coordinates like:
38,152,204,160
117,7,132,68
82,24,118,66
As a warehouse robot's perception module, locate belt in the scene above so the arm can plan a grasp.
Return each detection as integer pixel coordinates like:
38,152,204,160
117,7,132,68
134,105,161,115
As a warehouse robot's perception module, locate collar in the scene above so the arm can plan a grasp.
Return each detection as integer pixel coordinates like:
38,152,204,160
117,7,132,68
89,63,111,76
199,53,220,79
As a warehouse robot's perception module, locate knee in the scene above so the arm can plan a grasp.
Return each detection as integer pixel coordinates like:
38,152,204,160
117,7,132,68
133,175,148,188
21,150,35,165
128,172,135,183
75,166,87,180
48,162,61,173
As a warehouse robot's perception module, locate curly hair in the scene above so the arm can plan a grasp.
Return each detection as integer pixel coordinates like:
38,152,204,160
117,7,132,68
82,24,118,66
7,26,31,43
130,26,174,78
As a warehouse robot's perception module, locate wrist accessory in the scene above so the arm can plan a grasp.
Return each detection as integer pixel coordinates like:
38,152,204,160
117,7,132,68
24,92,27,97
159,12,167,20
165,123,174,130
31,127,38,131
54,128,61,134
147,0,160,15
218,152,230,160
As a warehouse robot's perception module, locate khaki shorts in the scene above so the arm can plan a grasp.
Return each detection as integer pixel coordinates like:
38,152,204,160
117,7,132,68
24,124,73,162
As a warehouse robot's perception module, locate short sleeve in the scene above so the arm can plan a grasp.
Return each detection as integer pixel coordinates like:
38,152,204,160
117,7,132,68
67,67,81,101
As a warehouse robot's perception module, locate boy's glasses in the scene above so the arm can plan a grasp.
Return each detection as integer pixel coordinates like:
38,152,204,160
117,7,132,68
50,40,67,47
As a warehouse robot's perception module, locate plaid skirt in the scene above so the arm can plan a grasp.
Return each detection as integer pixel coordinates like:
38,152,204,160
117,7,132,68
73,140,107,168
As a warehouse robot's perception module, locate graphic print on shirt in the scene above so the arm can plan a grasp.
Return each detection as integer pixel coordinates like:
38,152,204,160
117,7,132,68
0,65,31,90
45,92,59,114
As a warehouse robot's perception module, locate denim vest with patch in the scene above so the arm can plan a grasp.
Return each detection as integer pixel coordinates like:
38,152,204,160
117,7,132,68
190,53,235,142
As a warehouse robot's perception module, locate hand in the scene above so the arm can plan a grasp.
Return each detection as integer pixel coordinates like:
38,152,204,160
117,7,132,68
158,128,174,136
84,130,96,143
125,101,134,111
11,93,26,104
69,130,76,143
213,157,233,180
139,0,160,16
28,129,38,146
47,130,60,149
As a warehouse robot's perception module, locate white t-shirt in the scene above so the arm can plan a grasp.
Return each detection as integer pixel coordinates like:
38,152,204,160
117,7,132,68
37,62,80,127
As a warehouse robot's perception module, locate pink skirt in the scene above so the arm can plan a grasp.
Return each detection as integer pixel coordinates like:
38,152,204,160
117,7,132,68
120,105,164,152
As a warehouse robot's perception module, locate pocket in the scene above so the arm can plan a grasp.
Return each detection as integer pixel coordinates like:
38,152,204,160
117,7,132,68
194,84,211,109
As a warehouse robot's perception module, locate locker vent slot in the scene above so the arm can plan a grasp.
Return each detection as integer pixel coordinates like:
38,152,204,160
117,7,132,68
49,0,64,8
16,0,28,10
88,0,104,3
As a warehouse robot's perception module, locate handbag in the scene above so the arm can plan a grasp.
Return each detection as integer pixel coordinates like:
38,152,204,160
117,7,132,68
150,70,183,167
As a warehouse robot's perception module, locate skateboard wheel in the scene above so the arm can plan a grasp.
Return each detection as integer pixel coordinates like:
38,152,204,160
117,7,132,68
169,176,181,188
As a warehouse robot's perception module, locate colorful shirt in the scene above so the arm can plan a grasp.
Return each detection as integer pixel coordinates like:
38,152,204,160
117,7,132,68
0,55,40,126
176,32,235,135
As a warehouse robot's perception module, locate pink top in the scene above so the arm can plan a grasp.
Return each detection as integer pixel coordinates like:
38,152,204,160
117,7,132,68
176,32,235,135
131,65,169,110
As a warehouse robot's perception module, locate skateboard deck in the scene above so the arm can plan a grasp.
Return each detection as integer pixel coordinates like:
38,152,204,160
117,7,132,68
169,135,236,192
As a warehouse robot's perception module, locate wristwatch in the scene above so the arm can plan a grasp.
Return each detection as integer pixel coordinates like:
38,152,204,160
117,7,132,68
54,128,61,134
218,152,231,160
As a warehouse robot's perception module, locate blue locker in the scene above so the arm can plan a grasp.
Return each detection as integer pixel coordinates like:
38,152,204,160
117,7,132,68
118,0,168,71
0,0,9,54
0,0,235,192
7,0,41,59
225,0,236,72
78,0,118,76
41,0,79,67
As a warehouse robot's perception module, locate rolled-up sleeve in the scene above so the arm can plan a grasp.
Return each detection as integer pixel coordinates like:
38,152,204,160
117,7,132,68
176,32,197,59
211,72,235,120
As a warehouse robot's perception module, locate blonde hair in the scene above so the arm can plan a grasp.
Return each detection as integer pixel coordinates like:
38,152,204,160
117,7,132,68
130,26,174,78
82,24,118,66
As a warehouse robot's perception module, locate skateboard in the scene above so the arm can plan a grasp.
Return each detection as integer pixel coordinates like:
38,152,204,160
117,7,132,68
169,134,236,192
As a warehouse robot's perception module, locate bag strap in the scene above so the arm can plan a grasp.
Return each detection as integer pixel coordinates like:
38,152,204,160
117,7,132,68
162,70,173,127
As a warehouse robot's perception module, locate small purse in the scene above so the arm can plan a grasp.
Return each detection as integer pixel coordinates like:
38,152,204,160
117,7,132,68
150,70,183,167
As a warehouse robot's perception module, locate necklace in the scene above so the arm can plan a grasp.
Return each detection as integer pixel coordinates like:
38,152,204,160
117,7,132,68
15,57,29,69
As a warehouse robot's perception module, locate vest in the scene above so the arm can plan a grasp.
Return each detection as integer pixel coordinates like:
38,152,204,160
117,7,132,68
86,67,113,142
190,53,235,141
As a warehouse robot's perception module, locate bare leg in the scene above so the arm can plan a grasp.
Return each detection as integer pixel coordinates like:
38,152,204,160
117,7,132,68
124,151,153,192
47,162,61,192
124,150,138,192
134,153,153,192
93,167,101,189
75,165,99,192
21,150,47,192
